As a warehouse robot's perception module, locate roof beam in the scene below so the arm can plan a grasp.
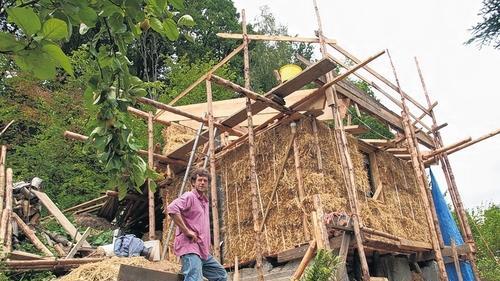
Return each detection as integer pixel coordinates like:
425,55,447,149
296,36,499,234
217,33,337,44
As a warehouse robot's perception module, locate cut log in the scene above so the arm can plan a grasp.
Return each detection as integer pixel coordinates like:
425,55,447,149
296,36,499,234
291,240,317,281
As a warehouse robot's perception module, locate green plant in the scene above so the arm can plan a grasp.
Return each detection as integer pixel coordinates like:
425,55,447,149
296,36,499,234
89,230,113,246
301,249,340,281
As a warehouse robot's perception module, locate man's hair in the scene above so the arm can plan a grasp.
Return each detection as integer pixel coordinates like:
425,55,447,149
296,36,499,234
190,168,211,183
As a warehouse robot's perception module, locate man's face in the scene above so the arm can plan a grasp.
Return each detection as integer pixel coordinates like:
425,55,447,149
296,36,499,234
193,175,209,193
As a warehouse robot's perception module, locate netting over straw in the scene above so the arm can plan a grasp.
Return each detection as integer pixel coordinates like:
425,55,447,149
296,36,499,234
217,117,430,263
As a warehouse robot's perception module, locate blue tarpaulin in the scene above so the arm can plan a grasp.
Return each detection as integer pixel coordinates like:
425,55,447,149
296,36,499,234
429,168,475,281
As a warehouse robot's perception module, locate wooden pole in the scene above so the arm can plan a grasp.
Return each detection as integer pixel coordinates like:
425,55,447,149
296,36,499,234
167,43,245,106
312,0,371,279
451,239,464,281
147,112,155,240
217,32,337,44
0,164,4,219
423,137,472,159
241,10,264,281
291,122,311,241
415,57,481,278
12,212,53,257
206,80,220,261
233,256,240,281
291,239,317,281
0,145,6,165
387,51,448,280
127,107,171,126
311,118,324,172
313,195,330,250
63,131,186,166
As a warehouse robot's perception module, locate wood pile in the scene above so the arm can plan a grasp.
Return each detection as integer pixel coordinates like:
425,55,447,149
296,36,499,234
0,145,109,271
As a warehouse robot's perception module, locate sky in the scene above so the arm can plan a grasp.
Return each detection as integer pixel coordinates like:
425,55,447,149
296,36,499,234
232,0,500,209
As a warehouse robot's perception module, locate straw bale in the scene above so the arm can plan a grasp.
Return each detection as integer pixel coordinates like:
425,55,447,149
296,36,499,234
162,123,196,155
217,117,431,263
58,257,180,281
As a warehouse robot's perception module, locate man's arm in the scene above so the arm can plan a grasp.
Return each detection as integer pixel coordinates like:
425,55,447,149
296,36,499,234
169,213,199,242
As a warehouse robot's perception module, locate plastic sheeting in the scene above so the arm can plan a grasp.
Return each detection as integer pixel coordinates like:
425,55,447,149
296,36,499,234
429,169,475,281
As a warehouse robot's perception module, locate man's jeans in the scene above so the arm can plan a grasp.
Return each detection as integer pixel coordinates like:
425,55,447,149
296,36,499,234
181,254,227,281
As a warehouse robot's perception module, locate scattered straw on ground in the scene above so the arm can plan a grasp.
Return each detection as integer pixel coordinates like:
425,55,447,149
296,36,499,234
58,257,180,281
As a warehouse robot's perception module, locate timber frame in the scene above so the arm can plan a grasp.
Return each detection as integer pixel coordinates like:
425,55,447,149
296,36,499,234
56,2,500,280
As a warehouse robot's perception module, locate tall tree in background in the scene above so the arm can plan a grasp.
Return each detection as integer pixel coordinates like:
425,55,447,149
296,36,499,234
249,6,313,92
467,0,500,49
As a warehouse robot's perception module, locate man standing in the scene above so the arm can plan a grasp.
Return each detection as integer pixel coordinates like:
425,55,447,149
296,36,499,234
167,168,227,281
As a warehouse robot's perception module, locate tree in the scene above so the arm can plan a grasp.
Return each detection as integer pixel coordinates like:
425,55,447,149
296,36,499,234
467,0,500,49
469,203,500,280
0,0,194,197
249,6,313,92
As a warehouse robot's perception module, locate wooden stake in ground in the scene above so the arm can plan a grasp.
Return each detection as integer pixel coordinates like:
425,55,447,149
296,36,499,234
387,51,448,280
241,9,264,281
312,0,371,279
206,80,221,261
415,57,481,277
291,122,311,241
147,112,156,240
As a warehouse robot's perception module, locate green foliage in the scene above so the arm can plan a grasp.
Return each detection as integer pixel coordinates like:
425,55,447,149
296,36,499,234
344,80,394,139
88,229,114,246
249,6,314,93
159,55,239,105
469,203,500,280
0,0,194,197
467,0,500,49
5,271,56,281
301,249,340,281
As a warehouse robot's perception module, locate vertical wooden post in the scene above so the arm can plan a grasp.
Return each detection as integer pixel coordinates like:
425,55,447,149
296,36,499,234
311,118,324,172
0,164,4,218
414,57,480,277
312,0,371,279
206,80,221,261
387,51,448,280
291,122,311,241
0,145,6,165
147,112,156,240
4,168,13,253
312,194,330,250
241,9,264,280
451,239,464,281
234,256,240,281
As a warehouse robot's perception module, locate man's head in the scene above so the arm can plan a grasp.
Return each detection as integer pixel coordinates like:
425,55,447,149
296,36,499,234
190,168,211,194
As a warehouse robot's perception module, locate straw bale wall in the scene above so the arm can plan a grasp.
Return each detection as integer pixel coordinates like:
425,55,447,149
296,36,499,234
217,117,431,263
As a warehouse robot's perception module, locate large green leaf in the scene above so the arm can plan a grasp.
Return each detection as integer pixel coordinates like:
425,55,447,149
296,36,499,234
7,7,41,36
169,0,184,10
177,15,195,27
78,6,98,27
24,49,56,80
42,18,68,41
42,44,74,76
149,17,164,35
163,18,179,41
0,33,26,52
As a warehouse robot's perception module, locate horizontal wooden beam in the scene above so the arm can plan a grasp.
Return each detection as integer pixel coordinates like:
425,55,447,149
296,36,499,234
425,127,500,164
127,107,170,126
6,258,105,270
344,125,369,135
63,131,187,166
210,75,294,115
328,43,431,116
217,33,337,44
297,55,435,148
423,137,472,159
138,97,244,136
432,123,448,132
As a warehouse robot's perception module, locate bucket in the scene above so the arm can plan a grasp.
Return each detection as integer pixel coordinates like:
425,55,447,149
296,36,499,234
279,64,302,82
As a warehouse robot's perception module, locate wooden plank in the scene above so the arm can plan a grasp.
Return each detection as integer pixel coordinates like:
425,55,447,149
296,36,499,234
370,154,384,201
278,236,346,263
147,112,155,240
167,57,337,166
32,190,90,247
117,264,183,281
344,125,369,135
217,32,337,44
65,227,91,259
